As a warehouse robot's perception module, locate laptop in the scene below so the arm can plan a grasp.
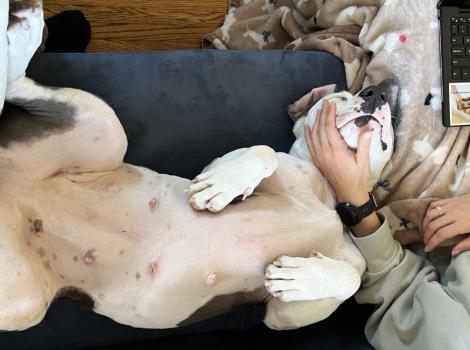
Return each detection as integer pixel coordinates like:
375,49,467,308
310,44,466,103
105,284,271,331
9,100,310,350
439,0,470,126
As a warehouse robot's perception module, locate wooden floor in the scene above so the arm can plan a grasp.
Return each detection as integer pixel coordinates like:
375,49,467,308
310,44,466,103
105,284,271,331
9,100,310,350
44,0,228,52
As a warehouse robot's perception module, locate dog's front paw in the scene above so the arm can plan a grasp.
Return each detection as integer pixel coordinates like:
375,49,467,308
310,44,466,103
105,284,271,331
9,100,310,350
264,254,361,302
185,166,258,213
7,1,44,85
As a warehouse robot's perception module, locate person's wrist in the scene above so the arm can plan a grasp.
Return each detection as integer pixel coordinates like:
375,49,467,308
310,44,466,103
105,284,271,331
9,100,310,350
335,189,370,206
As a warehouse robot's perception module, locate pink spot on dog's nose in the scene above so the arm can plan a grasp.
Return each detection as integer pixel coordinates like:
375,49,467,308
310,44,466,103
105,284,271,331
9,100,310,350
399,34,407,43
147,261,159,277
83,249,98,265
149,198,159,211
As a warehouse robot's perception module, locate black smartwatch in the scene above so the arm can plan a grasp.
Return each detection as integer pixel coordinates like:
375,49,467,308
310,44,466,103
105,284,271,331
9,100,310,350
335,193,378,227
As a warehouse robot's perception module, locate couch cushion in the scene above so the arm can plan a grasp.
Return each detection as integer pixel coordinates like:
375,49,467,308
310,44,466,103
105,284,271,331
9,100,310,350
26,50,346,179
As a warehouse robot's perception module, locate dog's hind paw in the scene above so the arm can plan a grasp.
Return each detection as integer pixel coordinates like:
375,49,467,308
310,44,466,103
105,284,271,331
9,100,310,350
264,254,361,302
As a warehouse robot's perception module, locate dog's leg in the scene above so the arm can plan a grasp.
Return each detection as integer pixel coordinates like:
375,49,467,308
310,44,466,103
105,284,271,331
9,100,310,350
0,0,9,114
6,1,44,89
185,146,278,212
4,4,127,179
263,254,361,330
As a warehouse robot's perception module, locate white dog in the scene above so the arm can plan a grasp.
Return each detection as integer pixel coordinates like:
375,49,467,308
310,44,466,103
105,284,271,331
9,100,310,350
0,0,398,332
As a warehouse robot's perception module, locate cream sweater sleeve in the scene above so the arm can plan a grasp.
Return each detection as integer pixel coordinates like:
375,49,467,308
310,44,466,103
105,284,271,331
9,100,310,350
349,214,470,350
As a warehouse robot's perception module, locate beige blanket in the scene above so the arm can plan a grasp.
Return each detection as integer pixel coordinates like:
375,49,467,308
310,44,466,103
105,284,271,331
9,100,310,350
205,0,470,245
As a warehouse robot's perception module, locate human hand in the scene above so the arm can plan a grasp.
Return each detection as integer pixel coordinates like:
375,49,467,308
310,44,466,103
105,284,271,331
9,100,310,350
423,194,470,256
304,99,373,206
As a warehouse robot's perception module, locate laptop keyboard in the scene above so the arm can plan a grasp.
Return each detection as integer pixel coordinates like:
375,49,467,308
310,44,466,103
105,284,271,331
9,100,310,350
451,16,470,81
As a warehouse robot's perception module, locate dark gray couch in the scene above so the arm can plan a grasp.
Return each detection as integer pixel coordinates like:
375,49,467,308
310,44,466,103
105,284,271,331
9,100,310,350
1,50,373,349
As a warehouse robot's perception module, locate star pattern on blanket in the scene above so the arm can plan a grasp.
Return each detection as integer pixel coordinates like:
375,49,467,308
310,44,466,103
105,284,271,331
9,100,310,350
262,31,271,44
374,179,391,192
399,218,410,229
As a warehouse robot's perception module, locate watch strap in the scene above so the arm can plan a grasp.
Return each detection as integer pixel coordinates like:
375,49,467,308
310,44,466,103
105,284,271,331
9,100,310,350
356,194,378,220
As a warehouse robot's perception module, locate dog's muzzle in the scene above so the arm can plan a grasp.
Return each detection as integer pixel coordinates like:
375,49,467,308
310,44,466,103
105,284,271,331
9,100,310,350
335,103,392,151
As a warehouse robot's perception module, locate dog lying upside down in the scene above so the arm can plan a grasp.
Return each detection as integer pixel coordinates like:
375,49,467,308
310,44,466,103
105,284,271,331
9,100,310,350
0,0,399,332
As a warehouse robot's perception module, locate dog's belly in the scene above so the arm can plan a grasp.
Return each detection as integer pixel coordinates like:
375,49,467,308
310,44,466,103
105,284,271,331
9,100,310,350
7,164,343,328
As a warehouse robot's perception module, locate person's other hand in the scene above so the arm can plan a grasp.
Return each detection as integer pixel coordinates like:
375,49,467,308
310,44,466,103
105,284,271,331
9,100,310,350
304,99,373,206
423,193,470,256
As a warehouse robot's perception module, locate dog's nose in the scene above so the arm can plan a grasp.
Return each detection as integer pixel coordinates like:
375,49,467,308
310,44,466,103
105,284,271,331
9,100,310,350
359,86,387,105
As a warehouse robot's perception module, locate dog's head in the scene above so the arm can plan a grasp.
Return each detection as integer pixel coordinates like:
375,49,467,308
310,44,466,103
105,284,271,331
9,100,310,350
295,79,401,191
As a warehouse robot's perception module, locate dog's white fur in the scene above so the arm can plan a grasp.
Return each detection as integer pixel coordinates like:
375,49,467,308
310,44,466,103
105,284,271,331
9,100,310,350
0,2,395,332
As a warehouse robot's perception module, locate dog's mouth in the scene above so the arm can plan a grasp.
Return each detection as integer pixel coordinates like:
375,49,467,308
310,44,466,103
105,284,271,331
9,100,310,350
336,104,392,152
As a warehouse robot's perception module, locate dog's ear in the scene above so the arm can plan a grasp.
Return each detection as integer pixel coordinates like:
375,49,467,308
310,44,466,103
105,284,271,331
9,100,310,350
288,84,336,122
378,79,401,130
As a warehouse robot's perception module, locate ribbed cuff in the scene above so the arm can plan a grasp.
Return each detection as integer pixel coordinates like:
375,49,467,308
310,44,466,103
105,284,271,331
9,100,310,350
350,213,400,274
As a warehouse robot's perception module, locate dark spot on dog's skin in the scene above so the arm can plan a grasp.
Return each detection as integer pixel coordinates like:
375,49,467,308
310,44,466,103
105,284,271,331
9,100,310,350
43,260,52,271
56,286,95,310
126,271,129,275
52,253,58,261
37,247,46,258
424,93,433,106
98,293,105,300
80,280,85,284
73,255,78,262
31,219,44,236
93,137,100,142
381,140,388,151
167,223,171,230
59,274,65,280
119,249,125,256
135,272,141,280
0,102,76,149
166,183,170,188
178,288,265,327
135,313,143,319
17,272,21,277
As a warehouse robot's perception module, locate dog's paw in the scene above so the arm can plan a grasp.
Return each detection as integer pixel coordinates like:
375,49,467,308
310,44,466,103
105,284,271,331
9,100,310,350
185,166,259,213
264,254,361,302
7,2,44,85
186,147,277,213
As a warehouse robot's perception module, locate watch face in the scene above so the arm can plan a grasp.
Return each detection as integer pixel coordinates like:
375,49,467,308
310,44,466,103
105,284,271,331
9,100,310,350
336,203,361,226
